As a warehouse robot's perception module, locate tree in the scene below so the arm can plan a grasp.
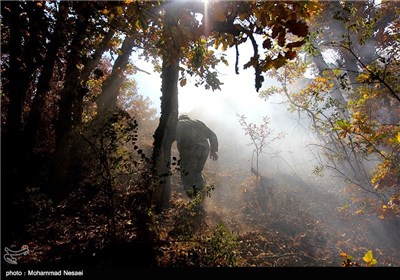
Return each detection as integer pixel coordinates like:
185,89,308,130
261,0,400,214
0,1,158,238
149,0,318,212
1,0,318,215
309,0,400,212
237,114,283,176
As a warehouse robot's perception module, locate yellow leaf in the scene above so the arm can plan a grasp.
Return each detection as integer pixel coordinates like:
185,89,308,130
363,250,373,262
116,6,124,15
135,20,141,31
397,132,400,143
363,250,377,266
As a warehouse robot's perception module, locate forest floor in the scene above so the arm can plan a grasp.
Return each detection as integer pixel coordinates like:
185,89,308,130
10,165,400,268
155,166,400,267
202,167,400,267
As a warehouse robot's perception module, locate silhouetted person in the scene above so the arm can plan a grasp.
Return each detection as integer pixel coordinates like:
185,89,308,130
175,115,218,199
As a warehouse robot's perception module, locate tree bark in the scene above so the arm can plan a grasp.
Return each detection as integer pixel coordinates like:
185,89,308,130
52,6,90,188
24,2,68,155
1,1,46,241
3,1,45,184
151,55,179,212
4,2,27,142
73,29,115,125
150,3,181,212
96,34,136,116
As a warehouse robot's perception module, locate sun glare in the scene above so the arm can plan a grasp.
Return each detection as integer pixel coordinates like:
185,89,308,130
202,0,209,33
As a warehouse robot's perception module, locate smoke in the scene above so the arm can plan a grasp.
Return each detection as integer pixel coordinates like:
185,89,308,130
133,41,319,180
133,44,399,266
178,62,319,180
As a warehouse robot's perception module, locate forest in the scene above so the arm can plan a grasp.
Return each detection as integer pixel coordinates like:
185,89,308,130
1,0,399,277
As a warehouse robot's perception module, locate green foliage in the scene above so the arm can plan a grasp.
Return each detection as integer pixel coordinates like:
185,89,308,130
171,185,214,238
180,39,225,91
162,220,241,267
201,224,241,267
76,109,144,241
154,182,241,266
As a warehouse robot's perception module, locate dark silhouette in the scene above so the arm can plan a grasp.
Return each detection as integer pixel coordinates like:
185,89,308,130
175,115,218,198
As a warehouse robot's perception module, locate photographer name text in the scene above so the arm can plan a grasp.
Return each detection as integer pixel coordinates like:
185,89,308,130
6,270,84,277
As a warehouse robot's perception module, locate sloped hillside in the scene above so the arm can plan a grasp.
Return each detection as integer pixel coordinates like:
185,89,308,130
155,166,400,267
10,166,399,268
202,168,400,267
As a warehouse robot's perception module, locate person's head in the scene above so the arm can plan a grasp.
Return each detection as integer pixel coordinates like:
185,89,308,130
178,114,190,121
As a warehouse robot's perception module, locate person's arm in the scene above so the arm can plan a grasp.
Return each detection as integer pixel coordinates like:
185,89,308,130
198,121,219,161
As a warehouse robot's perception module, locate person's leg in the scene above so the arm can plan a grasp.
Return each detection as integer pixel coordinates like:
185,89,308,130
190,145,210,226
179,149,198,198
179,146,209,231
192,145,209,193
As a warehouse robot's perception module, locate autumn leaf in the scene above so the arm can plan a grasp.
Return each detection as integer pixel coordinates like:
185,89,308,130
277,32,286,47
135,20,141,31
363,250,377,266
285,50,297,60
262,38,272,49
243,60,254,70
286,40,306,49
179,78,187,87
271,25,283,39
116,6,124,15
286,19,309,37
273,54,286,69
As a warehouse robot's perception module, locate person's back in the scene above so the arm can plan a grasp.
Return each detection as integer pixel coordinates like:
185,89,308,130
176,118,215,151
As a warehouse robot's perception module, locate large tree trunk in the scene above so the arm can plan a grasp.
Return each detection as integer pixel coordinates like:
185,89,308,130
5,2,44,141
51,7,90,188
73,29,115,123
2,1,47,242
96,34,136,115
151,56,179,212
150,3,181,212
3,1,45,191
24,2,68,156
3,2,25,175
